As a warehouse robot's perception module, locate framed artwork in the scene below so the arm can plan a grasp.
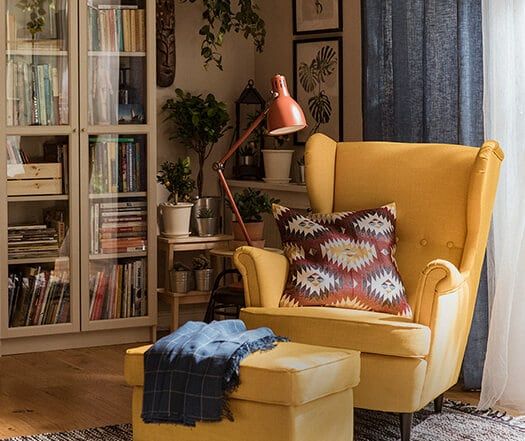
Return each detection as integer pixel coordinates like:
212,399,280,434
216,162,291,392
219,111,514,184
293,37,343,145
293,0,343,35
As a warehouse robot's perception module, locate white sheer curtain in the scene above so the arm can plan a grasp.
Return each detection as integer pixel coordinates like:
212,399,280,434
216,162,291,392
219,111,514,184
480,0,525,411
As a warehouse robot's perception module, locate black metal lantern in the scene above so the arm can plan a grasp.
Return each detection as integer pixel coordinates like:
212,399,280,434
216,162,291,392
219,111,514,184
233,80,266,180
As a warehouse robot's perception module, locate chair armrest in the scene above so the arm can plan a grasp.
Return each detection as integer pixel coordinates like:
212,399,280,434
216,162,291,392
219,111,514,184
233,246,289,308
413,259,467,326
414,259,472,407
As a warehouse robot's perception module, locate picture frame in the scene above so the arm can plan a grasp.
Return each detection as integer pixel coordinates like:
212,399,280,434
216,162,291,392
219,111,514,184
293,36,343,145
293,0,343,35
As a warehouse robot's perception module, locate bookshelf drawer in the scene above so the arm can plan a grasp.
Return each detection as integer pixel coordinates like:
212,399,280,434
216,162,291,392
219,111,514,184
7,163,62,180
7,178,63,196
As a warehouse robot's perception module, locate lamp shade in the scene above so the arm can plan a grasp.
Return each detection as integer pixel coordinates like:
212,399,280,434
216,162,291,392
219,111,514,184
267,75,307,136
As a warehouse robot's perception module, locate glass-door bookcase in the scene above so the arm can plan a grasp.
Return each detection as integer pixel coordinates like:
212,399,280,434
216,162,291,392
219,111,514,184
79,0,157,332
0,0,80,339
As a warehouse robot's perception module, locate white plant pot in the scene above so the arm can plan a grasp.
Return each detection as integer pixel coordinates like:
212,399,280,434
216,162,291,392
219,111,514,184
262,150,294,183
159,202,194,237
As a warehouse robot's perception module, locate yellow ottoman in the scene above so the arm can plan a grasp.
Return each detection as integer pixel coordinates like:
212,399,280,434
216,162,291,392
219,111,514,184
125,342,360,441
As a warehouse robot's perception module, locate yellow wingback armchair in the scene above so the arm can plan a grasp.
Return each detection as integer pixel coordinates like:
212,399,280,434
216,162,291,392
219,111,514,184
233,134,503,440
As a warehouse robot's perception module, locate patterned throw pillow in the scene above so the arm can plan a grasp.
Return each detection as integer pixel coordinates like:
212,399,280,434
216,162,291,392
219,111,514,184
273,203,412,317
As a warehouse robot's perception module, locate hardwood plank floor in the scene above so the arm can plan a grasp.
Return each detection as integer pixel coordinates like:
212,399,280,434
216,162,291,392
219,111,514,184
0,344,138,439
0,344,519,438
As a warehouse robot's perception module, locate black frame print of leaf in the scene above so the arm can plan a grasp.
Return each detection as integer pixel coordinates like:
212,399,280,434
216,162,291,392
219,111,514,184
298,44,337,136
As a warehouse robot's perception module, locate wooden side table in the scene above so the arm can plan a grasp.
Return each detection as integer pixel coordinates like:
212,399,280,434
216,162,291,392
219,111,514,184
157,234,233,331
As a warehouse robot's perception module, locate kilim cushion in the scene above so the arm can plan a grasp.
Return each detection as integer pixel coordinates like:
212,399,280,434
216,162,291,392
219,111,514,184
272,203,412,317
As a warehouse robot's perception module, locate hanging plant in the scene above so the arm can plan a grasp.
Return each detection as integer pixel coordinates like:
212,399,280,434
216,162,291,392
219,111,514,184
16,0,47,38
181,0,266,70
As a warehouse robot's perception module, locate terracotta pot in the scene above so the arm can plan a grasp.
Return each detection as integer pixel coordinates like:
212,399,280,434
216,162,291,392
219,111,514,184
231,221,265,248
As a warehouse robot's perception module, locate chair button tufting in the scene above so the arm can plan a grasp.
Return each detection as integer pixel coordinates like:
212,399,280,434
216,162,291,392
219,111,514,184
420,239,428,246
447,241,454,249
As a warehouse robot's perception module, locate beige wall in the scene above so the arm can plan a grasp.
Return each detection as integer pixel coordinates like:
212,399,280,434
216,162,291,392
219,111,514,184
156,2,255,200
254,0,362,143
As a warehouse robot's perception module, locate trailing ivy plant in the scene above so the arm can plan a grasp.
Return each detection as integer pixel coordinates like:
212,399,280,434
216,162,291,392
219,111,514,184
181,0,266,70
162,88,231,197
16,0,47,38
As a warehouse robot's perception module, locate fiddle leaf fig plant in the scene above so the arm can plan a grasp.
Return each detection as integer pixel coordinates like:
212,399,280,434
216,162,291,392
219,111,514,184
182,0,266,70
16,0,47,37
163,88,231,198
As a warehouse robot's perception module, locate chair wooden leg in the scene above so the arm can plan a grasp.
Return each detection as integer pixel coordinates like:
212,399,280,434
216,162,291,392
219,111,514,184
399,413,413,441
434,393,444,413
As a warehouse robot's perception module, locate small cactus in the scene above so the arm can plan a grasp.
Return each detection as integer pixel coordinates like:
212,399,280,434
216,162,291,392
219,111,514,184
192,254,211,270
197,207,215,218
173,262,191,272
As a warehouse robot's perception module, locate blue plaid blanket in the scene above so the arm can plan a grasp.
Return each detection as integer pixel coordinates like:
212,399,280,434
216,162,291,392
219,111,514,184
141,320,287,426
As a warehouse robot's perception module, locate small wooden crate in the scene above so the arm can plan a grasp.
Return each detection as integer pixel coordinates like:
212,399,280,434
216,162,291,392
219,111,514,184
7,163,63,196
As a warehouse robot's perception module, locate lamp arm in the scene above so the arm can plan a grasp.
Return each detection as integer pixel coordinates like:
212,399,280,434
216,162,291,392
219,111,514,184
213,106,270,247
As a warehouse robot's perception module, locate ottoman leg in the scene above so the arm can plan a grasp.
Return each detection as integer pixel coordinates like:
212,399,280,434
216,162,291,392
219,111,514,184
399,413,413,441
434,393,444,413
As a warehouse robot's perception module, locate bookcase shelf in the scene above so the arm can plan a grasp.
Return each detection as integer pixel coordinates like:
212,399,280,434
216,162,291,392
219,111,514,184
89,251,148,260
8,195,69,202
88,51,146,57
89,192,147,200
0,0,157,355
7,50,69,57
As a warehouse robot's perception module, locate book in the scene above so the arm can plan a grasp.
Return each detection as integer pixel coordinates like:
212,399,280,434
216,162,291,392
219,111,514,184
89,258,147,320
8,267,70,327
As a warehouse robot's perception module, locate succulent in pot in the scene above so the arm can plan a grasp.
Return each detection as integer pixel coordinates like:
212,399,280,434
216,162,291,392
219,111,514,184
239,143,256,166
196,207,218,237
157,157,196,237
170,262,192,293
226,188,279,248
192,254,213,292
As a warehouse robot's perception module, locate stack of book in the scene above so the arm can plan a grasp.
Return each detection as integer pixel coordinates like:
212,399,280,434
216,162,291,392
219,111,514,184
90,201,147,255
89,258,147,320
6,137,30,164
8,267,70,327
88,4,146,52
8,225,60,260
89,137,146,194
6,60,67,127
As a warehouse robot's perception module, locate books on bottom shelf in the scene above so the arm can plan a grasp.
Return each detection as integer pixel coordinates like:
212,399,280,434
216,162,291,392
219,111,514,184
89,258,147,321
90,200,147,255
8,267,70,328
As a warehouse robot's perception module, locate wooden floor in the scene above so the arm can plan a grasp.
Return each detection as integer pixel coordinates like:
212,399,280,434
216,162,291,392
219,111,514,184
0,344,514,438
0,344,139,438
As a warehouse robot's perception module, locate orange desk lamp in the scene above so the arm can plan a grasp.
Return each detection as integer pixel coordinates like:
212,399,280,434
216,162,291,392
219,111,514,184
213,75,307,246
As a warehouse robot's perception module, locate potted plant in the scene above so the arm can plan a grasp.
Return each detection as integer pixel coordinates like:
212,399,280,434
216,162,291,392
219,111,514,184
156,157,196,237
163,88,231,230
262,132,294,184
239,142,256,166
297,155,305,184
227,188,279,248
196,207,218,237
170,262,192,294
192,254,213,292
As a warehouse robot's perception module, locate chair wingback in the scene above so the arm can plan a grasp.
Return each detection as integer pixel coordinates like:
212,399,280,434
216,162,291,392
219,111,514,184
305,134,503,309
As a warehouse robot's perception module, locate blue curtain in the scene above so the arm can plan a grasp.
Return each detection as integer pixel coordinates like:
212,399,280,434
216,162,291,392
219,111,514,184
362,0,486,389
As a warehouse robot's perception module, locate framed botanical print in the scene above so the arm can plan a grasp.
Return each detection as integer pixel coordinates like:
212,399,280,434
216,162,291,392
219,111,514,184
293,37,343,145
293,0,343,35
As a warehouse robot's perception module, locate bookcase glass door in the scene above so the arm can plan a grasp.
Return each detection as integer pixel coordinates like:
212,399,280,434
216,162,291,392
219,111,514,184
7,135,72,328
86,0,147,126
5,0,69,127
88,134,148,321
